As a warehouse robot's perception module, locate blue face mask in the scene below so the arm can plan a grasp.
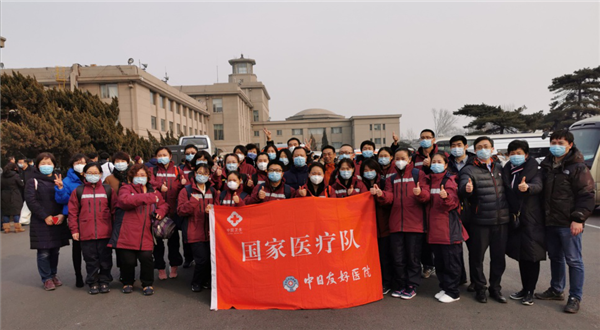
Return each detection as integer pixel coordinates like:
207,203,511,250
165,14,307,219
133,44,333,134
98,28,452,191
451,148,464,157
114,162,128,172
268,171,282,182
476,148,492,160
85,174,101,184
247,152,257,160
185,154,195,162
338,154,351,160
133,177,147,185
268,152,277,160
362,150,374,158
430,163,445,174
509,155,526,167
378,157,390,166
293,156,306,167
226,163,238,172
340,170,353,180
420,139,433,149
279,158,289,166
195,174,209,184
550,145,567,157
39,165,54,175
363,171,377,180
157,157,170,165
196,160,208,165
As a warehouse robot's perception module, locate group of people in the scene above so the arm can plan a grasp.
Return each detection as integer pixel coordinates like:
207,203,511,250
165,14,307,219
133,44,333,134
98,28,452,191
8,127,595,314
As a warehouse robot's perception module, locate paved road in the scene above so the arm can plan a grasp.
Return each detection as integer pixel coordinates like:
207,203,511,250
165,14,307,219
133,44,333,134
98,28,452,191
2,211,600,330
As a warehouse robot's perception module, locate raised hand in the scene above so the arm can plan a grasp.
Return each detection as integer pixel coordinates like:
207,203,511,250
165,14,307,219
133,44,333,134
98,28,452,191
247,178,254,188
439,185,448,199
392,132,399,144
370,184,383,197
54,174,63,189
72,233,80,241
413,182,422,196
348,185,354,195
298,187,307,197
423,155,431,167
263,127,272,141
205,204,213,213
258,186,266,200
518,176,529,192
304,138,313,152
466,178,473,193
233,192,240,204
181,177,187,185
160,183,168,193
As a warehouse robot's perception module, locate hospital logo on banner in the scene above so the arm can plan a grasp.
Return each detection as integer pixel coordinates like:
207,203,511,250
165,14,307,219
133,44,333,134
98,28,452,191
227,211,243,227
283,276,299,293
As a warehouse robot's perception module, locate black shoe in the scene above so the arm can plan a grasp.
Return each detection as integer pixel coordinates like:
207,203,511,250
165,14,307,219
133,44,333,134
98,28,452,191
475,290,487,303
182,260,194,269
76,274,84,288
522,292,534,306
143,286,154,296
88,284,100,295
490,291,507,303
467,283,475,292
564,296,580,314
191,284,202,292
383,287,391,295
122,285,133,294
510,289,526,300
99,283,110,294
535,287,565,301
202,281,210,289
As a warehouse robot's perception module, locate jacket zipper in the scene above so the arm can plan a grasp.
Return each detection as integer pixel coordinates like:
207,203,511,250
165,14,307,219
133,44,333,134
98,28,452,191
93,186,98,239
400,170,404,232
140,203,146,250
490,166,500,221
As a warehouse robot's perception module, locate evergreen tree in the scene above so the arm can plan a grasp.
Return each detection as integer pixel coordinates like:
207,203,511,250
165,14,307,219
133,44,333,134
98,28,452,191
454,104,538,134
321,129,329,149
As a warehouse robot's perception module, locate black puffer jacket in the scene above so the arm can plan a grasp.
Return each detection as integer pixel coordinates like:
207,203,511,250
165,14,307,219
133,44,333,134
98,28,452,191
458,159,510,226
540,147,595,227
1,169,24,215
502,157,546,262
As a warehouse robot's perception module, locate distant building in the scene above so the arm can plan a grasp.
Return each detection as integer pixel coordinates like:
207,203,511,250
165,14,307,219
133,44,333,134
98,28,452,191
2,64,209,139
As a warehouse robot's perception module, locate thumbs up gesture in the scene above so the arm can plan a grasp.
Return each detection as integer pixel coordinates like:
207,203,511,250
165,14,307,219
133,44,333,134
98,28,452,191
233,192,240,204
181,177,187,185
392,131,399,144
423,155,431,167
298,186,307,197
205,204,213,213
258,186,266,200
439,185,448,199
370,184,383,197
348,185,355,195
413,182,422,196
518,176,529,192
466,178,473,193
247,178,254,188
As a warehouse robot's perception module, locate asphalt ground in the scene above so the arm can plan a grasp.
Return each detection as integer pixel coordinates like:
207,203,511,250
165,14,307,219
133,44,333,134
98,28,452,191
2,210,599,330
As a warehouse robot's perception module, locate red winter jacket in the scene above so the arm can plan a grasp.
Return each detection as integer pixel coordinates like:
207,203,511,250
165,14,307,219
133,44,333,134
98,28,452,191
330,175,368,198
362,174,392,238
246,180,296,204
108,184,169,251
219,187,247,207
67,182,114,241
381,163,397,180
294,182,335,198
252,170,268,187
150,162,183,217
427,172,468,245
413,145,449,175
177,183,220,243
378,162,430,233
238,161,257,176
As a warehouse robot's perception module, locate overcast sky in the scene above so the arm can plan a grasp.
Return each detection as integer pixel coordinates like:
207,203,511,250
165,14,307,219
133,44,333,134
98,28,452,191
2,2,599,138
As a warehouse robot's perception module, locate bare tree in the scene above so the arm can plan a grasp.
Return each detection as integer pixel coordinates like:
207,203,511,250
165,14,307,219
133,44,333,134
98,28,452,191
432,108,459,137
401,128,417,141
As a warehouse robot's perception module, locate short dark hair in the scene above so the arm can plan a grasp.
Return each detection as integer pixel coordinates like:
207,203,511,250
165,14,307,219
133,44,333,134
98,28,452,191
127,164,151,183
377,146,393,157
86,152,98,159
194,163,210,173
233,145,248,155
474,136,494,148
155,146,172,156
292,147,308,157
287,137,301,146
68,153,89,169
360,158,382,175
508,140,530,154
184,144,198,153
338,158,355,170
112,151,130,163
7,156,15,161
394,148,411,158
321,145,335,153
245,143,258,152
360,140,376,151
263,144,278,154
224,153,241,164
3,163,18,173
420,129,436,138
83,162,103,174
431,152,449,164
226,170,243,182
99,151,110,160
267,159,285,171
192,151,214,169
35,152,57,168
449,135,467,146
340,144,354,151
308,162,325,173
550,129,574,144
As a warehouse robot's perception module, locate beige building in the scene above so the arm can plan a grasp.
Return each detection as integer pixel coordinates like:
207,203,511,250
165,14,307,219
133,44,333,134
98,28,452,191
177,55,271,152
2,64,209,139
252,108,401,151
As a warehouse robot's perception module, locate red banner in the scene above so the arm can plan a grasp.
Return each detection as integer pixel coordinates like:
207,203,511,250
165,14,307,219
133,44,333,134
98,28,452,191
209,192,382,310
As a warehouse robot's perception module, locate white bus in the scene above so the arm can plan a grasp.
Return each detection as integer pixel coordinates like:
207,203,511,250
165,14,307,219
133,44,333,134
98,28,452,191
436,133,550,161
570,116,600,206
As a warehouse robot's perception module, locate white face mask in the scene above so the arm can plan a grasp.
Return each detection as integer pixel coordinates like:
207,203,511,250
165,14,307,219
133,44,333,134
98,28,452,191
227,181,239,190
310,175,324,185
395,160,408,170
73,164,85,173
257,162,268,171
237,154,245,161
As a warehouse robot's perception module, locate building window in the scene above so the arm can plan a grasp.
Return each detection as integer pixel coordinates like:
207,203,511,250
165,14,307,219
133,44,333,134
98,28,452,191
100,84,118,98
189,110,192,119
253,110,259,122
292,129,303,135
177,123,181,134
254,130,260,137
373,124,382,131
214,124,224,140
374,138,382,145
168,101,172,112
189,127,192,135
195,129,198,135
383,138,386,145
183,108,187,117
176,104,180,114
236,63,247,74
169,121,173,132
333,142,343,149
150,91,156,105
213,99,223,113
159,95,165,108
383,124,386,130
151,116,157,130
277,130,282,136
161,119,166,131
331,127,342,134
308,128,324,135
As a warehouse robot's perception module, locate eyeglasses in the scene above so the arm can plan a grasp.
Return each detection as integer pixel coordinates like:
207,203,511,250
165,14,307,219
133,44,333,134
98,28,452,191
268,169,283,173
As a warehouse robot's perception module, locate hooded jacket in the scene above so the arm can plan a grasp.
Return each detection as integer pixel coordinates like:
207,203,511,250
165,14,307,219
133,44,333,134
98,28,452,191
67,182,114,241
426,172,468,244
55,168,84,215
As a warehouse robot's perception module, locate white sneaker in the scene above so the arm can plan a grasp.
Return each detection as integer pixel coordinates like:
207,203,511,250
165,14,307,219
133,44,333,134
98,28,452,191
438,294,460,303
435,290,446,300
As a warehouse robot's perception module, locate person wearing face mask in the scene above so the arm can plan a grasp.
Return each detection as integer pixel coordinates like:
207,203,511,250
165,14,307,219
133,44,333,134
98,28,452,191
252,153,270,187
26,152,70,291
17,157,34,194
219,171,248,206
355,140,377,167
458,136,510,304
67,163,114,295
362,159,394,295
327,144,355,185
330,159,367,198
54,153,89,288
245,143,259,167
377,148,430,300
150,147,186,280
426,153,468,303
535,130,594,314
377,147,396,180
295,162,334,198
217,154,254,195
499,140,546,306
177,164,219,292
263,145,279,162
283,147,310,190
109,164,168,295
319,145,337,185
2,163,25,233
104,152,131,194
287,137,301,153
247,160,295,204
277,149,293,172
233,145,257,177
179,144,198,178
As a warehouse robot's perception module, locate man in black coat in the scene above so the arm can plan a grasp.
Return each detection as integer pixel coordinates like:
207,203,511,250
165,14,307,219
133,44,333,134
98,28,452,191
535,130,595,314
459,136,510,304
